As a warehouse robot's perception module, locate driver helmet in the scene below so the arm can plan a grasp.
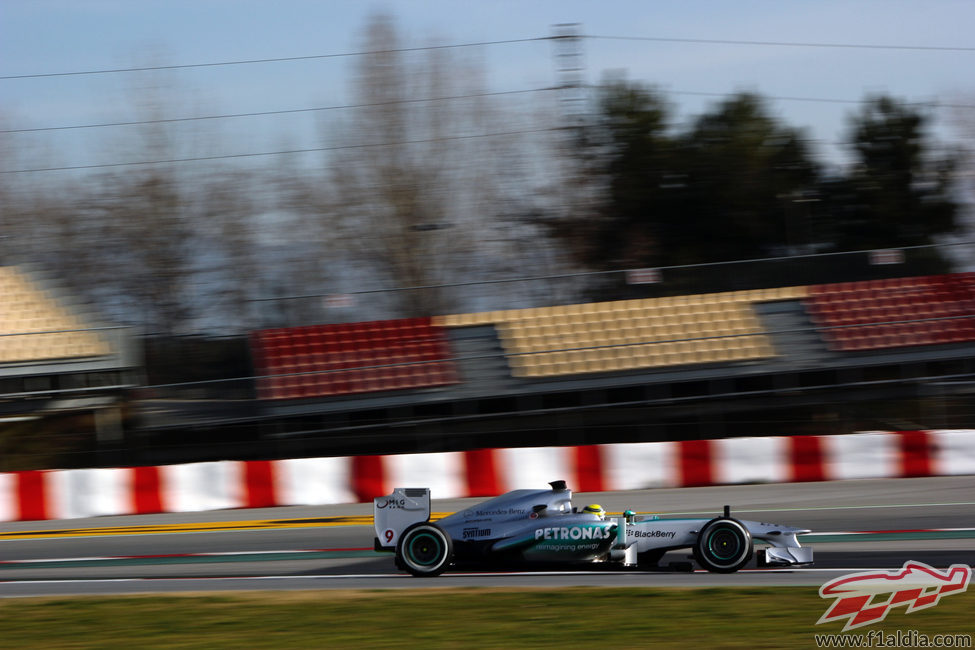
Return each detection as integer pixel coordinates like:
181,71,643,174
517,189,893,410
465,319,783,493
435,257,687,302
582,504,605,520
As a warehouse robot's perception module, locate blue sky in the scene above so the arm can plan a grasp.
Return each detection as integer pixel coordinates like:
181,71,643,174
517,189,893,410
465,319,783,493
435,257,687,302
3,0,975,174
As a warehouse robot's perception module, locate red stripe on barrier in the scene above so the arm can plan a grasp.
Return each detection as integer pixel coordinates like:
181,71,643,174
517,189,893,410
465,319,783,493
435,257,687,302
463,448,500,496
678,440,713,487
573,445,605,493
132,466,163,514
896,430,933,478
788,435,826,482
351,455,385,501
16,471,47,521
243,460,277,508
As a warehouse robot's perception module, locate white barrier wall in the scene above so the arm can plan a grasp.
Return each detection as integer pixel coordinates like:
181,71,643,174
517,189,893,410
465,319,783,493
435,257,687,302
162,461,242,513
933,429,975,475
714,436,789,485
2,430,973,522
384,452,466,500
603,442,675,491
276,457,354,506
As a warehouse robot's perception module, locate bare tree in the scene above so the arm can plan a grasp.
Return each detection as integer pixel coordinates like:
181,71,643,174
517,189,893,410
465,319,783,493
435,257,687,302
318,14,557,318
2,75,267,335
4,20,582,333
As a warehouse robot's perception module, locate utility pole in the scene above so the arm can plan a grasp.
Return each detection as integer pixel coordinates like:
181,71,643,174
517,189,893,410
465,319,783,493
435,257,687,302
551,23,588,131
547,24,592,305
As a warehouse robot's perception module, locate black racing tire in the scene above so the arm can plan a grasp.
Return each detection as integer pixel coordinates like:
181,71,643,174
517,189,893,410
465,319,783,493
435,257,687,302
396,523,453,577
693,517,753,573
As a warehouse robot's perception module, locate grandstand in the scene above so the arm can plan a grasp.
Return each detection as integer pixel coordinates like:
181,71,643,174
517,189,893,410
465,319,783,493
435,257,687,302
0,267,113,364
437,286,805,377
806,273,975,351
249,276,974,397
164,271,974,463
2,253,972,469
7,265,966,467
251,318,458,400
0,266,137,469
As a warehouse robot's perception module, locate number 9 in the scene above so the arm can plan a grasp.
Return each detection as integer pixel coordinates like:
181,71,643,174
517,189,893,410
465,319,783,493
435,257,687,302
384,529,394,543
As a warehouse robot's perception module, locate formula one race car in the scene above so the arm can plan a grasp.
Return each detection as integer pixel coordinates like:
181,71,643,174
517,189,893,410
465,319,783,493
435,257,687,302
374,480,813,577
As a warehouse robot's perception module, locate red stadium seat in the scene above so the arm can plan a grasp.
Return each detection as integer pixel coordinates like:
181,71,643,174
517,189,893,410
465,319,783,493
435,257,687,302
252,317,459,399
805,274,975,352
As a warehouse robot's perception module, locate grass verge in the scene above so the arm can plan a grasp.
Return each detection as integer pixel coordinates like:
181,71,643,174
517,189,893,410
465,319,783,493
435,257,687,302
0,587,972,648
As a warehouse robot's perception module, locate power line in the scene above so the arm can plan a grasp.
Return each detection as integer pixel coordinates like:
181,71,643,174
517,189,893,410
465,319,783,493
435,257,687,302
587,34,975,53
0,37,551,80
251,241,975,302
0,88,555,134
8,86,973,137
3,32,973,82
0,126,563,174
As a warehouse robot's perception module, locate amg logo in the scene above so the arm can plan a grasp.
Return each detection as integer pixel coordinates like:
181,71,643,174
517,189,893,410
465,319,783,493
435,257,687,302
463,528,491,539
629,530,677,539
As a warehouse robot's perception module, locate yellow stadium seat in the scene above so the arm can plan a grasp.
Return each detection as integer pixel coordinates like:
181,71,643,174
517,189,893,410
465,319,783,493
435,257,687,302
0,267,111,363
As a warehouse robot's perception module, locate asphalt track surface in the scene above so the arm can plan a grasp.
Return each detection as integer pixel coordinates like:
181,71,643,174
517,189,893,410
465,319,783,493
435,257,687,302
1,476,972,597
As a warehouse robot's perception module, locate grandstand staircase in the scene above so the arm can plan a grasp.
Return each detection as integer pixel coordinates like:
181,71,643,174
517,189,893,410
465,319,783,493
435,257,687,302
754,300,832,367
445,325,517,394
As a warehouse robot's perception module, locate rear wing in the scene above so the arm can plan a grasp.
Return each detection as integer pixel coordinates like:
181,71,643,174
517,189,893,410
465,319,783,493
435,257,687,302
373,487,432,550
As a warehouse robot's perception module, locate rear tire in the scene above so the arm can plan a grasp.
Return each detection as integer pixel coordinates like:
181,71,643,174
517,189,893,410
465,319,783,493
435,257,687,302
396,523,453,577
693,517,752,573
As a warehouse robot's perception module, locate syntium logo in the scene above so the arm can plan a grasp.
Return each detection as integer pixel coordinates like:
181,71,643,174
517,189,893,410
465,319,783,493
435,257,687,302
534,526,613,541
817,561,971,631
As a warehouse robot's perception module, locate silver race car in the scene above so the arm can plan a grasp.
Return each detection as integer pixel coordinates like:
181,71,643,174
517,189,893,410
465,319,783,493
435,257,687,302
374,480,813,577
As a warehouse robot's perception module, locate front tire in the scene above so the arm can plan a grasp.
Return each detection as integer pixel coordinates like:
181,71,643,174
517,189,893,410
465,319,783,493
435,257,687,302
396,523,453,577
693,518,752,573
